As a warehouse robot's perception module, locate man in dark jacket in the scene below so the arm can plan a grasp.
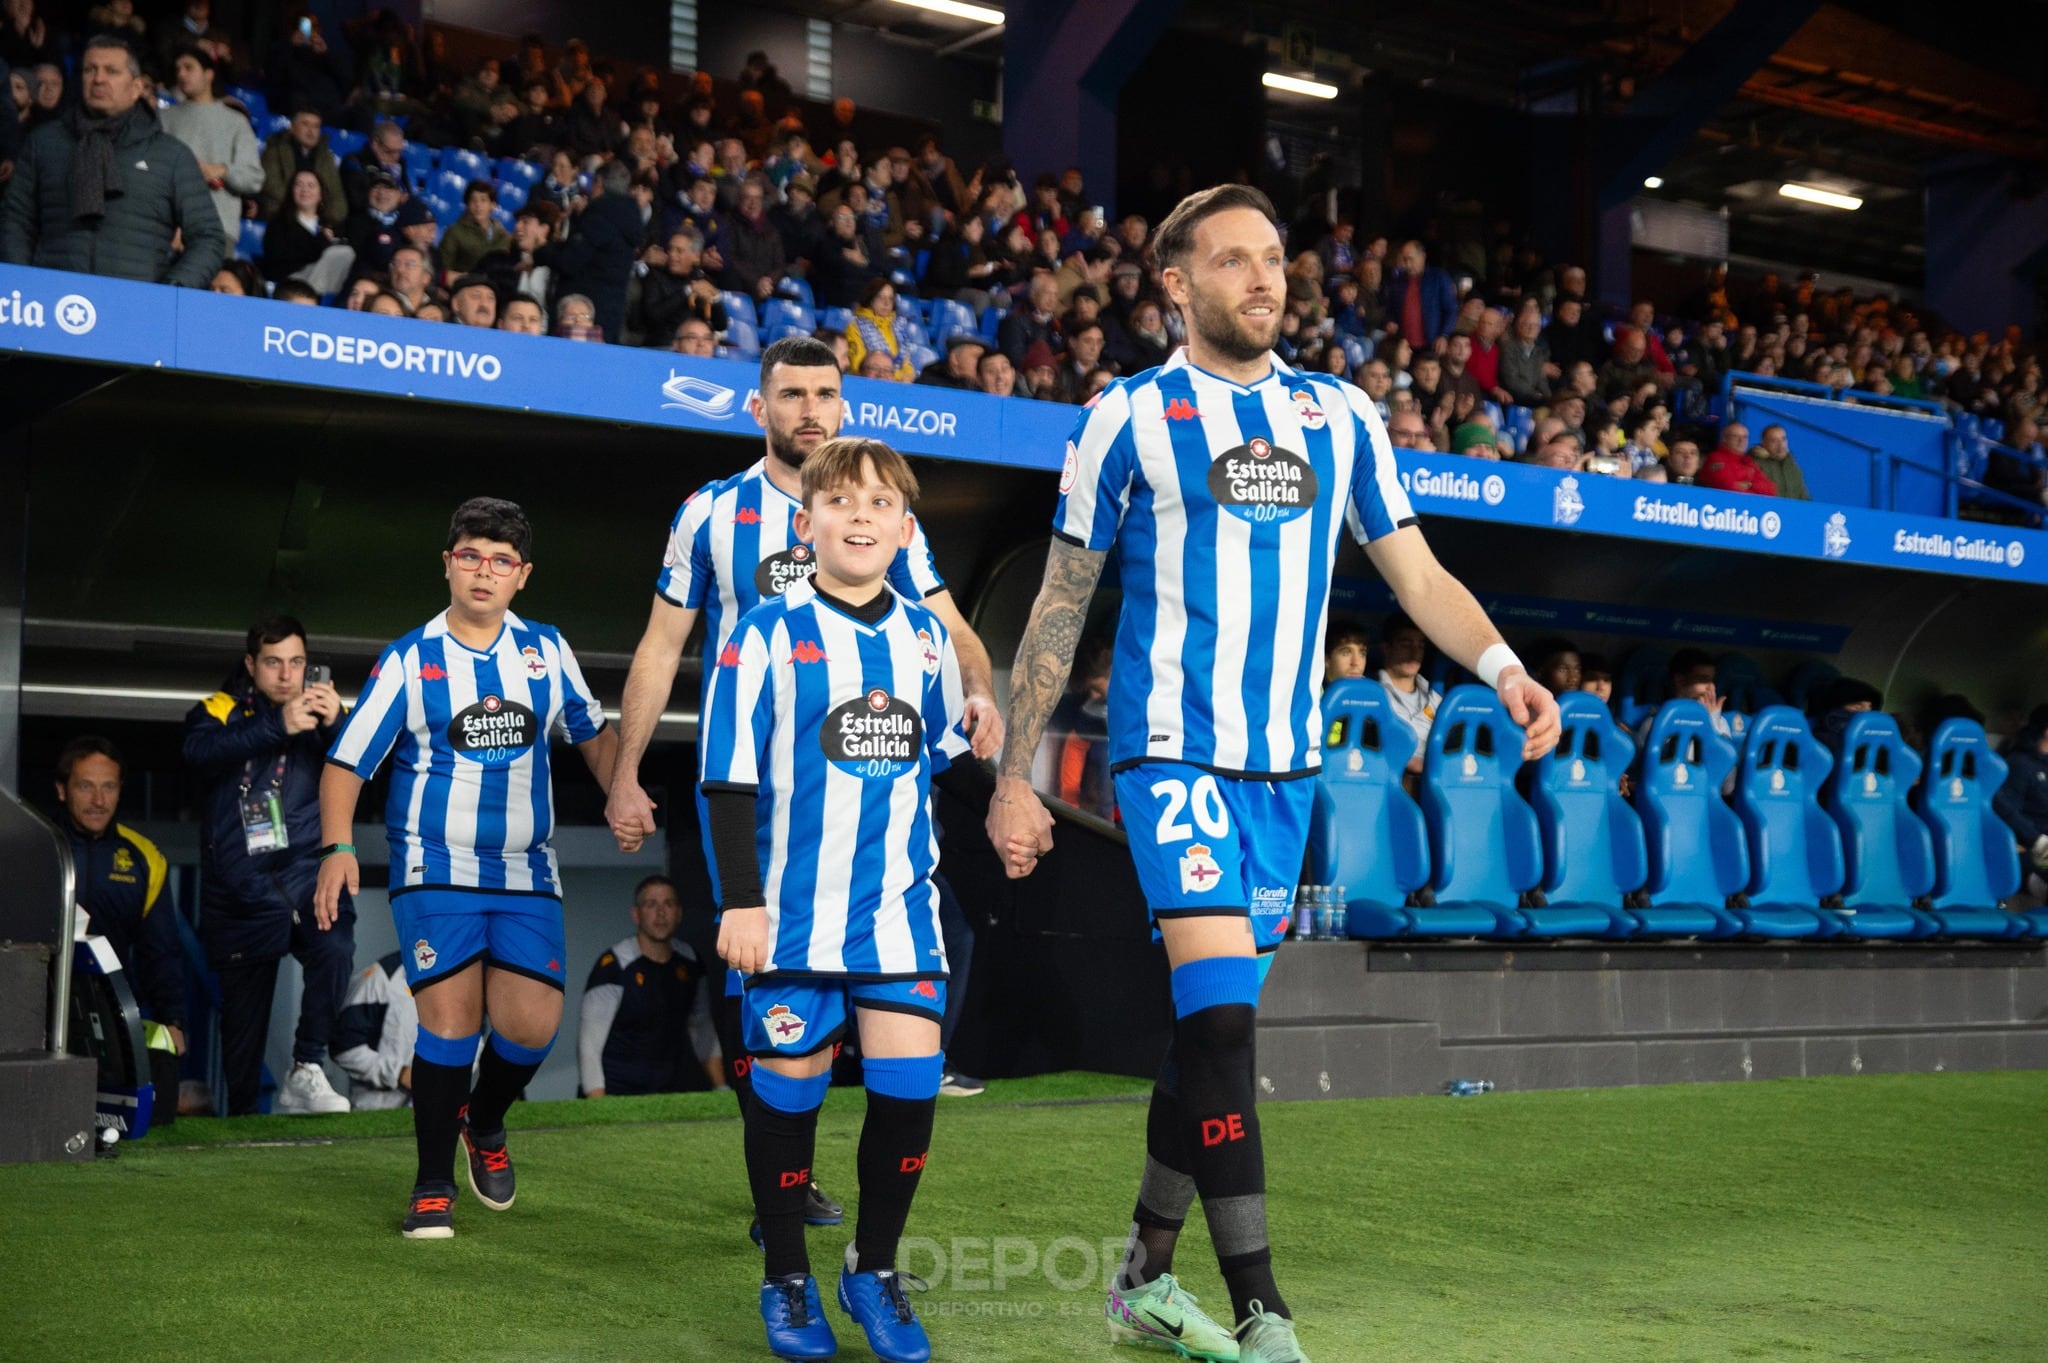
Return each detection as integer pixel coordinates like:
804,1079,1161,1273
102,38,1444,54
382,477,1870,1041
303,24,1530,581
182,615,353,1116
0,36,225,287
633,226,727,349
2000,711,2048,881
55,736,185,1053
0,56,19,181
552,159,645,343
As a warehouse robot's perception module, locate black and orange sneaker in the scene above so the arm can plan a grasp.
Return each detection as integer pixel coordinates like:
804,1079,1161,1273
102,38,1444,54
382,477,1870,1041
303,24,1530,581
402,1181,457,1239
460,1110,517,1211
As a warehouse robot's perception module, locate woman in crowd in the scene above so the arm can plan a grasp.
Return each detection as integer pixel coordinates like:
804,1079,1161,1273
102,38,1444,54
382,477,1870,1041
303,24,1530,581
845,277,915,383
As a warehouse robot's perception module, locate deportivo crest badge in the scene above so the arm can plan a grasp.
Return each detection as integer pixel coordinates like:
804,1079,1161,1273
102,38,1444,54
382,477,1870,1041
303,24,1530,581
413,939,437,972
1290,389,1326,429
916,628,941,676
1179,843,1223,894
764,1004,808,1047
521,644,548,677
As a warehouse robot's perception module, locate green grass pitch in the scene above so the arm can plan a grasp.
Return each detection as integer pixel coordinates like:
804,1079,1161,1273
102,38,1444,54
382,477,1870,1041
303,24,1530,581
4,1071,2044,1362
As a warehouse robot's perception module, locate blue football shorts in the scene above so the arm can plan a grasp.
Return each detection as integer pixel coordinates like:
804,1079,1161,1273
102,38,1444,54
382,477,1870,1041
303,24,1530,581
740,976,948,1058
390,888,567,991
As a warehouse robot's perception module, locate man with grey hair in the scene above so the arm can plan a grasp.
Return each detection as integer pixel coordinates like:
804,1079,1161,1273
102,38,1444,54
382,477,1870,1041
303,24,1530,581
0,34,226,284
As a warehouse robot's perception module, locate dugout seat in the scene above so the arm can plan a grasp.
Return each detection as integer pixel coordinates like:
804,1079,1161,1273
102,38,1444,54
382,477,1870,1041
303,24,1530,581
1915,720,2033,939
1629,701,1746,937
1616,646,1670,728
1415,685,1538,938
1785,661,1840,716
1524,692,1643,938
1823,713,1942,935
1730,708,1855,938
1303,680,1431,939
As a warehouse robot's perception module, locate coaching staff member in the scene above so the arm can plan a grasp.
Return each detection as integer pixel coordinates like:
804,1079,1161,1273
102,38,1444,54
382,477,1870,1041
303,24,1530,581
183,615,352,1115
0,33,225,286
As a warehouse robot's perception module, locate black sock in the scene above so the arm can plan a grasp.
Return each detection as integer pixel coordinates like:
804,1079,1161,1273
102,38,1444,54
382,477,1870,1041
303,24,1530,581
853,1092,936,1275
716,990,755,1117
410,1056,471,1187
1118,1065,1197,1292
1177,1002,1286,1323
465,1037,544,1138
746,1092,821,1280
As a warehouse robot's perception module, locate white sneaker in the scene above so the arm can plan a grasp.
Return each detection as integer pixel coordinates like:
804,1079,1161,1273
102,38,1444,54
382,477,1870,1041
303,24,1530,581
273,1062,351,1115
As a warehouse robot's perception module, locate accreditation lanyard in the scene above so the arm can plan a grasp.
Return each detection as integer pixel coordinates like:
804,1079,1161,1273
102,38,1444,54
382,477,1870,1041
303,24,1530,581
238,751,290,856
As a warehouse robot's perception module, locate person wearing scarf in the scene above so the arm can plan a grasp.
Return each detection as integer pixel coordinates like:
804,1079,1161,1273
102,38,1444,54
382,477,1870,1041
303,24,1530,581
845,275,914,382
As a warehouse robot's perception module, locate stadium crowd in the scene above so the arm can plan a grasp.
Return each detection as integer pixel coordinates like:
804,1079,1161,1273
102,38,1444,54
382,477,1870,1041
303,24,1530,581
3,8,2046,513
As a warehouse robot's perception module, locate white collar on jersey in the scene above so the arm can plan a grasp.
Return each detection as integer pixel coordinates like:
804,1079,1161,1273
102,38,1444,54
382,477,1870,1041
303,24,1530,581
425,608,526,656
1162,345,1297,395
748,457,804,508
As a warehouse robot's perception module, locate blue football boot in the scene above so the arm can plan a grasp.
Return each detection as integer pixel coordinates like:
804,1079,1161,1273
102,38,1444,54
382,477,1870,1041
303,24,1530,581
837,1247,931,1363
760,1273,836,1360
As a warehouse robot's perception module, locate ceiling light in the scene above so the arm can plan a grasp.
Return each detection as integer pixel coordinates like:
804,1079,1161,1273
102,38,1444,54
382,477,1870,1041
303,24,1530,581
1778,182,1862,211
1642,176,1663,189
1262,72,1339,99
890,0,1004,23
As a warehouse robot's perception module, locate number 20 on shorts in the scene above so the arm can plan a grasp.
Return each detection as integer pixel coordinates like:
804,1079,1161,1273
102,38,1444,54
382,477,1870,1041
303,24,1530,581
1151,773,1231,844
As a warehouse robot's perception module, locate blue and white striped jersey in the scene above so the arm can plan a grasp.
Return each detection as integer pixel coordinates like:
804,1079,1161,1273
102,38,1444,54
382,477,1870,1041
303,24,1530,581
327,610,607,897
1053,349,1417,780
699,579,970,978
655,458,946,705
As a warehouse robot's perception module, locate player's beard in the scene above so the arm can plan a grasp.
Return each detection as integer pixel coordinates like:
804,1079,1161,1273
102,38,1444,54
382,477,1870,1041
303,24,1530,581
765,418,834,471
1184,281,1282,366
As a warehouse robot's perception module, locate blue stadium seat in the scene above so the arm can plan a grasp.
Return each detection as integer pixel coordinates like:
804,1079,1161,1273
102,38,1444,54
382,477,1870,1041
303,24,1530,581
225,85,269,127
262,113,291,139
889,268,916,290
1339,337,1369,372
775,276,815,309
236,219,266,259
429,169,469,204
425,195,461,227
903,343,937,373
1303,679,1430,938
719,292,758,328
978,307,1005,342
895,313,930,347
401,143,436,190
1479,399,1504,427
439,147,491,182
1414,685,1538,938
1615,646,1670,728
1915,720,2033,939
1730,708,1851,938
1823,713,1942,935
1630,700,1746,937
929,298,976,340
494,158,542,190
1784,661,1840,716
822,307,854,334
765,324,809,345
327,128,366,158
490,207,515,234
1525,693,1643,938
494,182,527,215
761,298,816,334
723,317,761,356
1983,418,2004,442
1504,405,1536,440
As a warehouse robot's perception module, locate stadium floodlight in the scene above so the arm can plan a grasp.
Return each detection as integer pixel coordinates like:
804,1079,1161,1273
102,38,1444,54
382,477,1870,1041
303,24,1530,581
890,0,1005,23
1263,72,1339,99
1643,176,1664,189
1778,183,1862,211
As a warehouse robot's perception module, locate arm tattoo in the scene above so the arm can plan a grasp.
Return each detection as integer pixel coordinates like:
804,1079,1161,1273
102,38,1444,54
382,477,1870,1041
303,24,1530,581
998,539,1108,782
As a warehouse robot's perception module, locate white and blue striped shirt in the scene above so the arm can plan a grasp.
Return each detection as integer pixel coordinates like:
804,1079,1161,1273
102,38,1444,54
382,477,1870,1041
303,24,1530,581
699,579,970,978
656,459,945,711
1053,349,1417,780
327,610,607,897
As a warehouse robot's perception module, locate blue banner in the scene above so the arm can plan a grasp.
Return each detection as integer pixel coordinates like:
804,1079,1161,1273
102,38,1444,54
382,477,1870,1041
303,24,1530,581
0,264,176,367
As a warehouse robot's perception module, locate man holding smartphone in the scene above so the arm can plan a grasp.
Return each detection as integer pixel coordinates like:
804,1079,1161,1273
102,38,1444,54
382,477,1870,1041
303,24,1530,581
183,615,355,1115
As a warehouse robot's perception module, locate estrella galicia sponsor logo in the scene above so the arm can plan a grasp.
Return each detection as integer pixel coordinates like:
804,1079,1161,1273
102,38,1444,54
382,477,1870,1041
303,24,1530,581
1209,437,1318,523
661,370,738,418
1760,510,1781,540
1552,475,1585,526
1402,466,1490,503
447,693,538,764
1890,528,2026,567
754,542,816,597
0,288,96,335
1630,495,1774,538
263,324,501,379
821,687,923,778
1823,512,1852,559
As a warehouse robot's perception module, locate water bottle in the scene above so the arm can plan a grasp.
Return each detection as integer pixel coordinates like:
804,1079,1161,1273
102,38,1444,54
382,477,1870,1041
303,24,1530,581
1314,892,1334,941
1293,884,1316,940
1330,885,1348,940
1443,1079,1494,1097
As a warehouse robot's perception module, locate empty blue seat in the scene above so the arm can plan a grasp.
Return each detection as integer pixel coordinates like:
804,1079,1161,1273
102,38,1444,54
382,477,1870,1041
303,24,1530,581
1504,405,1536,439
979,307,1005,342
1414,685,1537,938
226,85,269,127
1915,720,2033,939
775,276,815,309
723,317,762,356
1730,707,1852,938
1525,692,1643,938
765,324,809,345
1631,700,1746,937
327,128,366,158
428,169,469,204
903,343,937,373
236,219,266,259
262,113,291,139
1616,647,1670,729
439,146,491,181
401,143,436,189
1305,679,1431,938
495,158,542,190
1824,713,1942,935
495,181,527,215
761,298,816,334
720,292,758,328
1785,661,1840,716
929,298,976,339
821,306,854,333
895,313,930,347
490,206,515,234
425,195,461,226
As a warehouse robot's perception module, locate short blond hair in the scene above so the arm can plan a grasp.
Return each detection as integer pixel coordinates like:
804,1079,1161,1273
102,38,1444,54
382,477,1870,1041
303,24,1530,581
800,436,921,508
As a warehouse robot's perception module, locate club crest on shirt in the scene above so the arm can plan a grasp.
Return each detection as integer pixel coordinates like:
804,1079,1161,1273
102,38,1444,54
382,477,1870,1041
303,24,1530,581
1180,843,1223,894
917,628,941,675
413,938,437,972
1059,441,1079,495
755,542,817,597
113,847,135,873
1208,439,1317,525
821,688,923,778
1290,389,1326,429
521,645,548,678
764,1004,807,1046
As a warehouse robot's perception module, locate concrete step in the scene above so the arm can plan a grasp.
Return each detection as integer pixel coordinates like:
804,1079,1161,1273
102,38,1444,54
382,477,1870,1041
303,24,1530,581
0,1052,97,1164
0,945,51,1052
1254,1019,1442,1102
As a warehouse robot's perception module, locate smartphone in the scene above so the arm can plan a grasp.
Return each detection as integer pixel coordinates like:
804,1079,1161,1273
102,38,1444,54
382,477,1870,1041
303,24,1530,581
307,664,332,687
298,17,313,36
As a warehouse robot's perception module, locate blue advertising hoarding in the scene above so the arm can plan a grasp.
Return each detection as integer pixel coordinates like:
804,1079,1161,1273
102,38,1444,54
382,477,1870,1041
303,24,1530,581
3,264,2043,587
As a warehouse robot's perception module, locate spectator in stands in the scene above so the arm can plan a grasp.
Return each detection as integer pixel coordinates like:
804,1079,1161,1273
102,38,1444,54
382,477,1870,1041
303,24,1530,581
845,277,917,382
555,74,611,161
633,226,726,349
21,59,54,131
484,202,557,310
1751,424,1811,499
1642,649,1734,747
917,333,986,390
856,349,898,381
1698,421,1777,497
1384,239,1456,348
335,117,402,211
1451,421,1504,460
1054,240,1116,314
1620,414,1664,476
266,6,349,126
0,0,57,71
1579,654,1613,705
53,735,185,1058
1323,618,1368,684
4,64,24,171
1386,406,1434,451
1599,328,1662,401
1,35,226,287
1018,339,1061,399
578,876,721,1097
1050,322,1108,402
1467,306,1509,399
448,273,496,328
976,347,1016,397
1378,613,1439,775
439,179,510,276
719,177,785,301
1407,352,1448,426
499,294,545,336
89,2,146,44
1497,299,1554,407
449,55,502,142
913,135,968,218
1665,438,1702,485
1998,708,2048,882
260,106,344,227
554,292,602,340
264,167,354,292
272,278,318,304
332,951,416,1110
1111,297,1172,376
157,0,241,84
340,168,410,274
1544,293,1605,372
671,316,714,356
1040,638,1114,819
183,616,353,1116
340,273,381,310
1439,333,1487,405
162,46,262,254
366,291,406,317
1526,431,1582,471
551,159,641,342
210,258,260,295
386,243,435,313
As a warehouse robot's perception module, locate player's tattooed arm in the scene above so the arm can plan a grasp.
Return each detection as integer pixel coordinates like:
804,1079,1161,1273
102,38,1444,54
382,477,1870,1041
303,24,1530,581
997,538,1108,783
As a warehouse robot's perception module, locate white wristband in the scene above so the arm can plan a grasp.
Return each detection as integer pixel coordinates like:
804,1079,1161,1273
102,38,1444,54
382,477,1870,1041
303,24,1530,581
1476,643,1522,690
